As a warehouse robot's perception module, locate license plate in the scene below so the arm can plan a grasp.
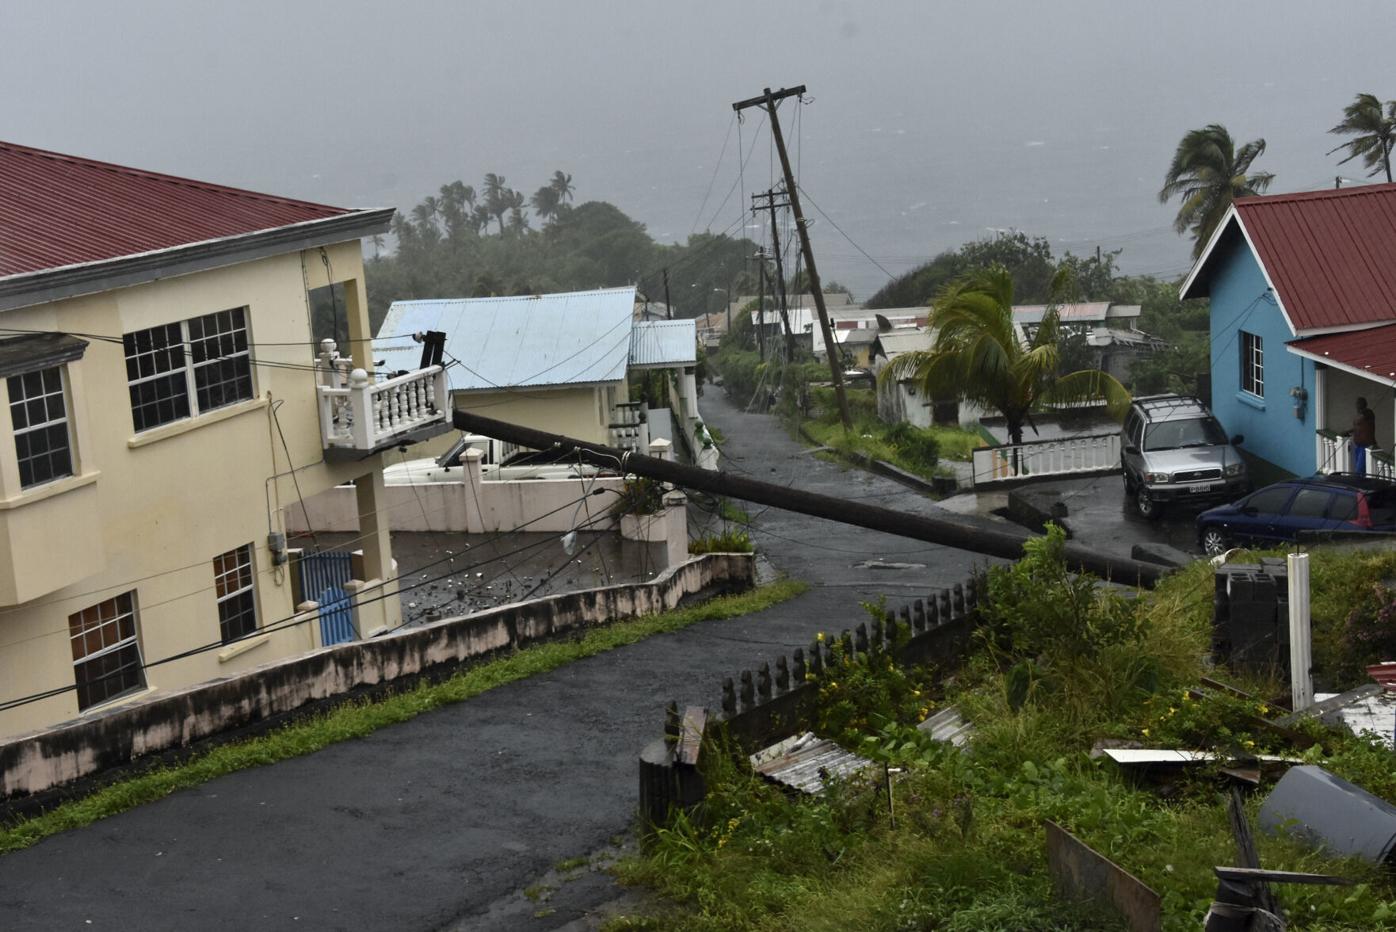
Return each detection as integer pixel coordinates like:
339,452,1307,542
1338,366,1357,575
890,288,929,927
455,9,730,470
1189,482,1219,494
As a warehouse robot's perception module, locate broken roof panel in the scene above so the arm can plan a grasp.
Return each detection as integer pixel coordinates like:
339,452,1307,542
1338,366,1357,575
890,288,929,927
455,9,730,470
375,287,637,392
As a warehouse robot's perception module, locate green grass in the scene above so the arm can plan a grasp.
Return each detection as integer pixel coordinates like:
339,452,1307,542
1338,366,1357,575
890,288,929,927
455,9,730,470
0,579,808,856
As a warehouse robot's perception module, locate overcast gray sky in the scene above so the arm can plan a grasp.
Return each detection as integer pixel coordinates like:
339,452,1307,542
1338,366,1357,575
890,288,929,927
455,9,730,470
5,0,1392,296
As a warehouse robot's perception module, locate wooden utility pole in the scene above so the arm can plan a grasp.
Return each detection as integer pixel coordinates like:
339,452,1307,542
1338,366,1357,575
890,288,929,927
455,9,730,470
450,407,1166,588
734,85,852,429
755,250,767,361
752,189,796,358
662,268,673,320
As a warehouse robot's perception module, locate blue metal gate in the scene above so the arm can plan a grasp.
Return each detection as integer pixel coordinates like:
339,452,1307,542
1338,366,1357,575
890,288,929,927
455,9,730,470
300,552,356,646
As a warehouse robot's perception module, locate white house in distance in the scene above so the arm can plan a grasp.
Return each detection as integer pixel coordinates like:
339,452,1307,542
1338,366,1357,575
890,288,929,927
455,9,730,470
376,288,710,464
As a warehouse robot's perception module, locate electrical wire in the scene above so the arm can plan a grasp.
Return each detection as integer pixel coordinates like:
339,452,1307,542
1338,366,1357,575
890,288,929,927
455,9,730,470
690,113,737,238
0,491,620,713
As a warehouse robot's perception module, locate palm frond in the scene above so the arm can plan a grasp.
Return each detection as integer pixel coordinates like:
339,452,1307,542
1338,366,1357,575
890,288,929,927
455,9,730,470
1043,369,1132,420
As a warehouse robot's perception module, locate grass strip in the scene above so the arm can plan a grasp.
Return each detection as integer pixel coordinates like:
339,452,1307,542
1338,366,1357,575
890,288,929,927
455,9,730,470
0,578,808,855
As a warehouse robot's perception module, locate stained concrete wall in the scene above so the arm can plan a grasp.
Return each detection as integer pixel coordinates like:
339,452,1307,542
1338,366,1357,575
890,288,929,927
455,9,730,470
0,553,753,806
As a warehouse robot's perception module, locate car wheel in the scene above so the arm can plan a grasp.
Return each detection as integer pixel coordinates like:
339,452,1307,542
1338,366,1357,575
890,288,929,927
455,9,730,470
1201,527,1230,557
1136,487,1161,520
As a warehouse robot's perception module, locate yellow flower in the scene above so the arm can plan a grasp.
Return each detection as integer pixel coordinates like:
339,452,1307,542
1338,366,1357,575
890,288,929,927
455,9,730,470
1258,705,1269,715
1141,728,1150,737
816,632,825,642
1243,739,1255,749
828,681,838,690
1167,707,1178,716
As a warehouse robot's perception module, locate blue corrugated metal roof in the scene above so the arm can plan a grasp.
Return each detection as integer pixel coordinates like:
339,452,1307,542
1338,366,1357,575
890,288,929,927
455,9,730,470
374,287,637,391
630,319,697,368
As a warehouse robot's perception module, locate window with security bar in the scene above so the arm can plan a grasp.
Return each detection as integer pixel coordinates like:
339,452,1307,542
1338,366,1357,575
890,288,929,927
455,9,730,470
124,307,253,432
1240,331,1264,398
213,543,258,644
69,591,146,710
8,365,73,488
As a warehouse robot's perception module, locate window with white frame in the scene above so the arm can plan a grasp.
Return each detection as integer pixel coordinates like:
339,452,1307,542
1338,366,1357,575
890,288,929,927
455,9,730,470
213,543,258,644
8,366,73,488
68,591,145,710
123,307,253,432
1241,331,1264,398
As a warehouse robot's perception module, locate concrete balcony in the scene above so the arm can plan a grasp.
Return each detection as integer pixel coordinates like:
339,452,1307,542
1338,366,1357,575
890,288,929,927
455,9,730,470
317,342,451,458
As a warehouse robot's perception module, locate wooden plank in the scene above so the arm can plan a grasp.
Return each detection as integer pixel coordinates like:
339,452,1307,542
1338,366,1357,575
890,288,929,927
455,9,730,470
676,706,706,767
1045,820,1162,932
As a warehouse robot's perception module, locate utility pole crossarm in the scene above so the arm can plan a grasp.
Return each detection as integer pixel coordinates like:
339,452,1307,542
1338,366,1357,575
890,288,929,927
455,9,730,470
732,85,806,112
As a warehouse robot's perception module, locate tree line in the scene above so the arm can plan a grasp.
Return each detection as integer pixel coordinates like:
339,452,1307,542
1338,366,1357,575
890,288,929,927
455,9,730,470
363,170,766,333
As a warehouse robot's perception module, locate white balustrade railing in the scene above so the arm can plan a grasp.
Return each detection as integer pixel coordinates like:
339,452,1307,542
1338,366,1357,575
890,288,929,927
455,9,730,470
971,433,1121,486
319,364,449,452
1317,429,1395,480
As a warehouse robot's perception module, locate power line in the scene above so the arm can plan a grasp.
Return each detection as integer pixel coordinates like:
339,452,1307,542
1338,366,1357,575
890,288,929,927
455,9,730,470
0,492,621,714
796,183,898,282
689,113,737,238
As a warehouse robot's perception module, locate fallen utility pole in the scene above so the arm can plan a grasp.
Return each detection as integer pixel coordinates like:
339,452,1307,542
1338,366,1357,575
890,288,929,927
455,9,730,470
451,408,1166,588
734,85,852,431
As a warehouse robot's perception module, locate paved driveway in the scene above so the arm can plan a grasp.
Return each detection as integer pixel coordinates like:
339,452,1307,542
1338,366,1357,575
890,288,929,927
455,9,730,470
0,392,993,932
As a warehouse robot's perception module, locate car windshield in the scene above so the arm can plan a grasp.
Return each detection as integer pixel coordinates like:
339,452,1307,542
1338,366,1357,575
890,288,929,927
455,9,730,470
1143,417,1228,451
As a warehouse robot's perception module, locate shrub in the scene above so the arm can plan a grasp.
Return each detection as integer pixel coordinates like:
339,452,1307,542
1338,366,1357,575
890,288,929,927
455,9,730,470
611,477,664,516
689,531,753,554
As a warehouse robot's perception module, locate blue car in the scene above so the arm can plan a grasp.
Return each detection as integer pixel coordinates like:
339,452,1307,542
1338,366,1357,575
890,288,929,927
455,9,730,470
1195,474,1396,556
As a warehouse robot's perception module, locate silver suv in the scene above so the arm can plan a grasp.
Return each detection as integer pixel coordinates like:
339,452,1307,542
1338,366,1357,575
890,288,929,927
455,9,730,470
1121,395,1249,519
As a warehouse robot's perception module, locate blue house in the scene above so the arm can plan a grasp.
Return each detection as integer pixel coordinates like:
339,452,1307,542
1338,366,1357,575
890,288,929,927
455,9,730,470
1182,183,1396,480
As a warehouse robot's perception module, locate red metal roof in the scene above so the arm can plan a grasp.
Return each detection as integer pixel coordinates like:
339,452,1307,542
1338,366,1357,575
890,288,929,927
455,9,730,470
1233,183,1396,332
0,140,352,279
1288,323,1396,383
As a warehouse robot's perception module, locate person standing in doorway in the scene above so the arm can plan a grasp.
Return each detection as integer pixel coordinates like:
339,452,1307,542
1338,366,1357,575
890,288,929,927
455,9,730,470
1349,396,1378,473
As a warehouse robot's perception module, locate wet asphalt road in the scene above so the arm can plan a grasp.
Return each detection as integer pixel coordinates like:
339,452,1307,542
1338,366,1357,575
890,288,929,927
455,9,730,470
0,391,994,932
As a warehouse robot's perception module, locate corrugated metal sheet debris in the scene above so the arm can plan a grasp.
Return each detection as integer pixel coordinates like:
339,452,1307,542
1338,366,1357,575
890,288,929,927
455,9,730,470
749,732,876,795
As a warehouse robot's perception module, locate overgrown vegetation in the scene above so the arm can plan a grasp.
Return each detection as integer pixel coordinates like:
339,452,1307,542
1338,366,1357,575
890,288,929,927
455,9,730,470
615,535,1396,930
800,386,981,480
611,477,666,516
689,530,754,555
0,580,809,856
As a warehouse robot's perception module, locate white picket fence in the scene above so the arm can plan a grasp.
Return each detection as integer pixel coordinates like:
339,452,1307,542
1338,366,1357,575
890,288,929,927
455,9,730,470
971,433,1121,486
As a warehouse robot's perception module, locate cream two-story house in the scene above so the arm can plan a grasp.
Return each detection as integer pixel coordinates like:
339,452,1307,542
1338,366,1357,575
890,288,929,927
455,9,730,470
0,141,449,738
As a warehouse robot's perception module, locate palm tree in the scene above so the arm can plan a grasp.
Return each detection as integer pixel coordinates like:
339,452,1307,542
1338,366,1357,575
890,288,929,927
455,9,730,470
880,267,1130,445
1158,124,1274,258
1328,92,1396,183
482,173,509,235
531,184,561,221
550,170,574,205
370,234,384,259
506,189,529,232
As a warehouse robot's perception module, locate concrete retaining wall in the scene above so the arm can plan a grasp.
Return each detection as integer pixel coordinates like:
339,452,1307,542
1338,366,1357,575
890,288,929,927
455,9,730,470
1,553,755,806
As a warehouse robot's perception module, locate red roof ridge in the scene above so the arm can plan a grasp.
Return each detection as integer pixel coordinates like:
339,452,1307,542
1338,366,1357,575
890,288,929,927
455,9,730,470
1235,181,1396,209
0,139,347,215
